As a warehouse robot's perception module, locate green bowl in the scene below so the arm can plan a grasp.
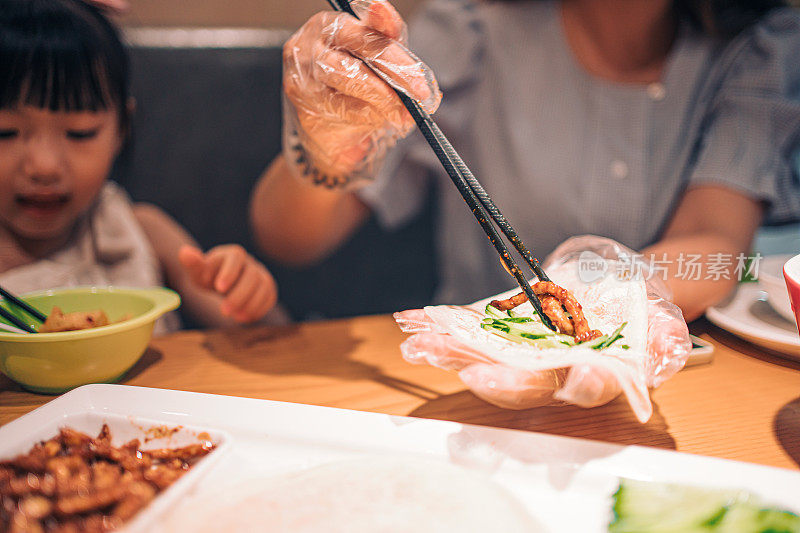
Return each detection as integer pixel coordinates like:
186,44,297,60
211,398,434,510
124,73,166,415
0,287,180,394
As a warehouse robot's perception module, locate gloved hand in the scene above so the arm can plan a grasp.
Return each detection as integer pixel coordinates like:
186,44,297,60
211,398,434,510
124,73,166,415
394,236,692,422
282,0,441,188
395,311,623,410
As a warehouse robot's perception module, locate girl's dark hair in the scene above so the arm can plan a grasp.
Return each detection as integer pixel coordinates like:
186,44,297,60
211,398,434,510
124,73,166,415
0,0,130,132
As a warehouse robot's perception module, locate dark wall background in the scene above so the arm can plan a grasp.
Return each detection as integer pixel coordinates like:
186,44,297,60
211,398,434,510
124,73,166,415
122,0,423,30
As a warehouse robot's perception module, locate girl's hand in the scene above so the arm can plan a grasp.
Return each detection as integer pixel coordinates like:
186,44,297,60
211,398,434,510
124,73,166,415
178,245,278,324
283,0,441,184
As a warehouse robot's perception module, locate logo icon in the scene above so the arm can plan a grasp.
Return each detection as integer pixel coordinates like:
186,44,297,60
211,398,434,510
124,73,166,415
577,251,608,283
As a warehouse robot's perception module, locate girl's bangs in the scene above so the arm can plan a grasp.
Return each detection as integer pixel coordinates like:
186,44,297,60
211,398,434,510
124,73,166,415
0,1,126,113
0,48,114,113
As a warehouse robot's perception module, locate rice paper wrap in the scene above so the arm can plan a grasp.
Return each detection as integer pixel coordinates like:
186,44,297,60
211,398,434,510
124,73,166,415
394,236,692,423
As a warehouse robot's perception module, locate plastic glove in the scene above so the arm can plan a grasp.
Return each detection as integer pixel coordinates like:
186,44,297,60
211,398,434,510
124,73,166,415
394,236,692,422
282,0,441,188
395,314,621,410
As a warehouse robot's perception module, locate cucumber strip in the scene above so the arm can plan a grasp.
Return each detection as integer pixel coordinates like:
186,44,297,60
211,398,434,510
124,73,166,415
481,320,574,348
592,322,627,350
484,305,509,320
609,321,627,340
503,317,535,324
606,335,623,348
483,308,630,352
486,317,552,335
519,332,549,340
589,335,609,349
480,321,510,334
506,321,573,342
508,308,538,318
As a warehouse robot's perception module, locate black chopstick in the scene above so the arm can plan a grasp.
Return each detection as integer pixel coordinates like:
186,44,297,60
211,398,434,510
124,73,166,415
0,286,47,322
0,305,36,333
323,0,556,330
397,95,555,329
413,102,551,284
325,0,356,16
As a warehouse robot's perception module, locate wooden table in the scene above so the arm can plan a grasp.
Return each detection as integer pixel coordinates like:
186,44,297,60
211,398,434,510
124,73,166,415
1,316,799,470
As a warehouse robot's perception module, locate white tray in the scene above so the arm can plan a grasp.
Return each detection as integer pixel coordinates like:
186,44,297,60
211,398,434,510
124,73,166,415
2,384,798,532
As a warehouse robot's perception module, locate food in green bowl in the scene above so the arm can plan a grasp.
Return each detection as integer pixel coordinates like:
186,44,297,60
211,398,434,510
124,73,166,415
37,306,118,333
0,287,180,394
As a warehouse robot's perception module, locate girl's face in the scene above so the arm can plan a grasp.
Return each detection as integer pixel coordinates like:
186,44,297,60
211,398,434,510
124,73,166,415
0,105,122,244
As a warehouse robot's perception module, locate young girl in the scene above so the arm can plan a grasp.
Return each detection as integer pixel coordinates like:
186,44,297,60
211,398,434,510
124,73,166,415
0,0,280,332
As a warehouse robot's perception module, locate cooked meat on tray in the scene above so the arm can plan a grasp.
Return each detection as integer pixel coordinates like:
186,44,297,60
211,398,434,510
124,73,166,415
0,424,214,532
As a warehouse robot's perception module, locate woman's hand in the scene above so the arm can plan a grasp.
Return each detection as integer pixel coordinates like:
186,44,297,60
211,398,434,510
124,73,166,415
283,0,441,185
178,245,278,324
396,325,620,410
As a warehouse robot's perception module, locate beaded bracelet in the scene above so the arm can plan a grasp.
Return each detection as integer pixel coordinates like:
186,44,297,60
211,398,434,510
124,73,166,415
286,133,353,190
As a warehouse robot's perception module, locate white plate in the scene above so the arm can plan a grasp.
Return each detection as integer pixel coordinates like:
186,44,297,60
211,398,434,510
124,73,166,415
706,282,800,360
2,384,799,532
759,254,796,322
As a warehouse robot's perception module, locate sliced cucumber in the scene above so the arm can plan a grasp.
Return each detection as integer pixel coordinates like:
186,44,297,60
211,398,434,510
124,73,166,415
481,309,631,351
609,478,800,533
484,304,510,320
509,307,538,318
480,317,577,349
480,320,510,334
503,316,536,324
589,335,610,349
592,322,627,350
